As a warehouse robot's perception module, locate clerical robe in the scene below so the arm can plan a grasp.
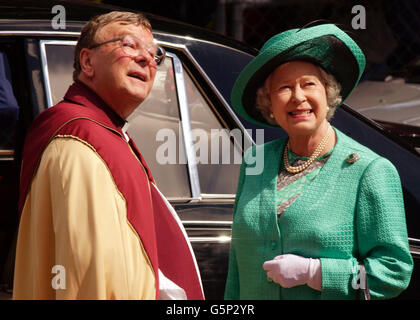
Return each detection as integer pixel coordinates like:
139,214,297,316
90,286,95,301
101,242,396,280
13,81,204,300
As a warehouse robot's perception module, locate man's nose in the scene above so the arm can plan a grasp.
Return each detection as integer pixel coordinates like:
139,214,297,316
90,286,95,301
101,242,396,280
133,48,153,66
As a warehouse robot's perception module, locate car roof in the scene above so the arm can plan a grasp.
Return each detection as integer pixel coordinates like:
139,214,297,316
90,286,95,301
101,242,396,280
0,0,258,56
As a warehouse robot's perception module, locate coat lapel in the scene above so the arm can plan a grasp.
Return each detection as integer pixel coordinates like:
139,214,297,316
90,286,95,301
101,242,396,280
260,139,285,238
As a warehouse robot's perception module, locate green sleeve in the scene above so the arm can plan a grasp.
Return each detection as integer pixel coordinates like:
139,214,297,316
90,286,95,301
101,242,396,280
224,146,251,300
356,157,413,299
320,257,359,299
321,157,413,299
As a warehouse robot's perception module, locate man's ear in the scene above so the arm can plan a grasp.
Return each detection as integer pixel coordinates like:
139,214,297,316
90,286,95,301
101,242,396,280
79,48,95,78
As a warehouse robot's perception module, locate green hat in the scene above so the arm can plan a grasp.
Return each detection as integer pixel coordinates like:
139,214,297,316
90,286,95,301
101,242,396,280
231,23,366,127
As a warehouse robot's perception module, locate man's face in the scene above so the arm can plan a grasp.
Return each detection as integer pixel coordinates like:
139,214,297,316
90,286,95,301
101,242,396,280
87,21,157,118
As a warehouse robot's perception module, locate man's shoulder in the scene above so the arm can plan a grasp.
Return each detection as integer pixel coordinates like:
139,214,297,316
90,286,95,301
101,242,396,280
28,98,113,145
45,136,101,163
34,99,98,126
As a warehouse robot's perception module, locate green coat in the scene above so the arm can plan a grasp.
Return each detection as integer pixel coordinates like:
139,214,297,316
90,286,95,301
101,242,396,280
224,128,413,300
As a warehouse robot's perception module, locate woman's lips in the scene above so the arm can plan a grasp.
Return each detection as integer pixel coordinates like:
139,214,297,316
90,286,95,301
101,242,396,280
288,109,313,119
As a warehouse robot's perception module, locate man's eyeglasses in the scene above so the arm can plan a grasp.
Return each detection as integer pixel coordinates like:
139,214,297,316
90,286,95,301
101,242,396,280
89,34,166,66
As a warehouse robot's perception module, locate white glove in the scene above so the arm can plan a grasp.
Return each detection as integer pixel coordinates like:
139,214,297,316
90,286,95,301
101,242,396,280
158,269,187,300
263,254,322,291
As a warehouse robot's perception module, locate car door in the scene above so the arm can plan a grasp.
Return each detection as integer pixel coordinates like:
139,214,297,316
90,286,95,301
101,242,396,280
0,37,36,297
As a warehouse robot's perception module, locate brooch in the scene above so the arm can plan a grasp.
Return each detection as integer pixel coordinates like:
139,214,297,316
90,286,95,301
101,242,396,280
346,153,359,163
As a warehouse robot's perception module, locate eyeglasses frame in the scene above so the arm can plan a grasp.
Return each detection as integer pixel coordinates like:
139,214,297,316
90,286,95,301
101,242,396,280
88,35,166,66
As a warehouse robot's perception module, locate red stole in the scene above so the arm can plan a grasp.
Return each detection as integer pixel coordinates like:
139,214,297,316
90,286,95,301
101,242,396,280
19,81,204,300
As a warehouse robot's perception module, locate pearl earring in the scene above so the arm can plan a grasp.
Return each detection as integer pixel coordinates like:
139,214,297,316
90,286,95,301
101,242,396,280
269,113,274,118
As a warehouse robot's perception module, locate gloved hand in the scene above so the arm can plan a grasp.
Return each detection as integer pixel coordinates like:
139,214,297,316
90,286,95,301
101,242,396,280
262,254,322,291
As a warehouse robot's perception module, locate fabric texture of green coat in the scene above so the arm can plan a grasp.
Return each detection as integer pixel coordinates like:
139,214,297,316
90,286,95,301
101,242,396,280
224,128,413,300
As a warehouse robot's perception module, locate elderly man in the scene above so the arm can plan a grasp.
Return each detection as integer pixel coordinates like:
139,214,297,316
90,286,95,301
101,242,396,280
13,11,203,300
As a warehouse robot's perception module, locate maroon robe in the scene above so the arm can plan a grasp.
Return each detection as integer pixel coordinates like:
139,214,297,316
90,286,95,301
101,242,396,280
18,81,204,299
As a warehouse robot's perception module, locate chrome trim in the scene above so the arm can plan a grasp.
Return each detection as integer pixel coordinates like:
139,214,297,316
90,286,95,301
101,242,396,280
39,40,77,108
167,197,195,203
39,40,53,108
410,250,420,259
199,198,235,204
168,197,203,203
183,221,232,227
201,193,236,199
0,31,80,37
168,196,234,204
410,249,420,258
0,150,14,156
189,236,231,244
0,149,14,161
199,194,235,203
167,195,235,203
154,40,187,50
153,31,255,56
39,40,77,46
409,237,420,258
170,53,201,199
409,237,420,245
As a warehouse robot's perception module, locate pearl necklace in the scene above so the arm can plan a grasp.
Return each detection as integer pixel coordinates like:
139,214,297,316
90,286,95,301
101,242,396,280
283,126,332,174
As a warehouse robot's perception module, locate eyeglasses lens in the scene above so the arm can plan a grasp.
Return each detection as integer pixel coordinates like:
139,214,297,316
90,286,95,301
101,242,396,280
155,46,165,65
121,35,165,65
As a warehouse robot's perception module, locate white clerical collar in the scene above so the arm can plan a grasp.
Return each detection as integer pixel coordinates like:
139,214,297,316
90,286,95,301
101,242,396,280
121,122,130,142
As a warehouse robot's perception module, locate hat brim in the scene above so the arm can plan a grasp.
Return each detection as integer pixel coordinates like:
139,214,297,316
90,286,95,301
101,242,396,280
231,24,366,128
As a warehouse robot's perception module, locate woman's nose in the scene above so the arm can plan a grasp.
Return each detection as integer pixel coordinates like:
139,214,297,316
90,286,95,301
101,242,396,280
291,86,306,104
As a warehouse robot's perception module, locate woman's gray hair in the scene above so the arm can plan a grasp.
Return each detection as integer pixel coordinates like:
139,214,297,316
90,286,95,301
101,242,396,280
256,65,342,126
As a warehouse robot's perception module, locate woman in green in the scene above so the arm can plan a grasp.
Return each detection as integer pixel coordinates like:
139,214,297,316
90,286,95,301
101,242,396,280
224,24,413,300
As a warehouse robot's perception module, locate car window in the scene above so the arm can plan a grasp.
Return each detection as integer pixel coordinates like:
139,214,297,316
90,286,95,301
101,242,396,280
127,56,192,199
185,69,241,195
41,41,75,106
0,51,19,151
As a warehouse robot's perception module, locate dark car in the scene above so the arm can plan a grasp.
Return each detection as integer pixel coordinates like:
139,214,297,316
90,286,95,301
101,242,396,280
0,0,419,300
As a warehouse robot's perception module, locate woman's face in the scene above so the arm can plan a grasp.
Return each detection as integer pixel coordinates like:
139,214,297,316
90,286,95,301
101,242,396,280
268,61,329,138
